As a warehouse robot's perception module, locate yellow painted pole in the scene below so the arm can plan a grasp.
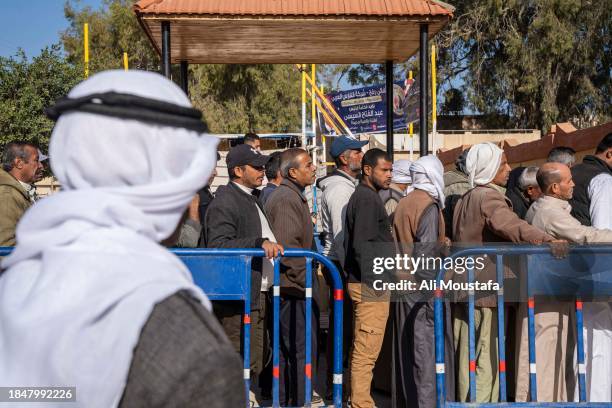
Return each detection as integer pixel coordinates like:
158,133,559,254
431,44,437,156
83,23,89,78
299,66,354,138
123,52,128,71
306,88,342,135
301,64,307,149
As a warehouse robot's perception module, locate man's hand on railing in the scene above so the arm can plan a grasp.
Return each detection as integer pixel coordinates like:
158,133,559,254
262,240,284,259
549,239,569,259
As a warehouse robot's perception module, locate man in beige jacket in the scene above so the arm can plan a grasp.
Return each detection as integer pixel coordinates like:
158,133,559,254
0,141,42,246
453,142,559,402
517,162,612,402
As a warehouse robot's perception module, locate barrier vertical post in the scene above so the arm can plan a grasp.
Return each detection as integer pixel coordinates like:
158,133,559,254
332,271,343,408
273,258,281,407
434,268,446,408
304,258,313,406
468,263,477,402
243,257,252,407
576,298,587,401
496,255,507,401
527,296,538,401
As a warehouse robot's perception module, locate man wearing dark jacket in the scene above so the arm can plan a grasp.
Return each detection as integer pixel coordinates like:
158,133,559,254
265,148,317,406
569,133,612,226
343,148,394,408
205,144,283,393
261,151,282,205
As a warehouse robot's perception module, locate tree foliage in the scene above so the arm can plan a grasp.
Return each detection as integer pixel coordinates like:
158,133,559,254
341,1,610,132
190,64,301,133
435,0,611,132
60,0,301,133
0,46,80,151
62,0,159,73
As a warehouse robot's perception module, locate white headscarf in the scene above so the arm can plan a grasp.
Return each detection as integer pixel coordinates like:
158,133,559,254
0,70,218,408
392,159,413,184
405,155,445,208
466,142,503,188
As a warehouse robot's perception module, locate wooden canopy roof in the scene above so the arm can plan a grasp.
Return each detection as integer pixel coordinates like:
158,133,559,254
133,0,454,64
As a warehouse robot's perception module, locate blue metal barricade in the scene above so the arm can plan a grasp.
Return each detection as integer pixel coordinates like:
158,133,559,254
171,248,345,408
0,247,344,408
434,245,612,408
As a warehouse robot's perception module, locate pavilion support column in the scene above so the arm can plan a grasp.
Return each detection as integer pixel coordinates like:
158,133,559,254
385,60,394,160
161,21,171,79
180,61,189,96
419,24,429,156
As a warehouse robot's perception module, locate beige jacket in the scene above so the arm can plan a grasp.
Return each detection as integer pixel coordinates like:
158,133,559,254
453,185,554,307
526,195,612,243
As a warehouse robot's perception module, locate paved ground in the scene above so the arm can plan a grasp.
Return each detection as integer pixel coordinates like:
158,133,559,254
250,349,392,407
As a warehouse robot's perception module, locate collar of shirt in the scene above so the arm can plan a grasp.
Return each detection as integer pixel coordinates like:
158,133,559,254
336,169,358,186
232,181,254,195
18,180,33,193
539,194,572,213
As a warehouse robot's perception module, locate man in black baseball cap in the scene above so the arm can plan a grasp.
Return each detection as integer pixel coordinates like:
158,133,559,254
205,143,283,401
226,143,269,169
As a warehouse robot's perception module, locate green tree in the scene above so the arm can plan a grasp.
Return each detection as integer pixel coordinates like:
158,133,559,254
0,45,80,152
61,0,303,133
441,88,465,115
62,0,159,74
190,64,301,133
435,0,611,132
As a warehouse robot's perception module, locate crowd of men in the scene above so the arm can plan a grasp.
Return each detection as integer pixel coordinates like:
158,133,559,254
170,128,611,407
0,70,610,408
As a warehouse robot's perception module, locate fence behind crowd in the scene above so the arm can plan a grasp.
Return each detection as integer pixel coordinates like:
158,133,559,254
434,244,612,408
0,247,344,408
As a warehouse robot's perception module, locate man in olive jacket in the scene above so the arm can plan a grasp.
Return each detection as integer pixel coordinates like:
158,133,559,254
0,141,42,246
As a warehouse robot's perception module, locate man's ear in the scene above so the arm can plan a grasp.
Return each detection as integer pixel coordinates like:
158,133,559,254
551,183,560,195
234,166,244,179
338,154,349,166
13,158,24,170
362,164,371,177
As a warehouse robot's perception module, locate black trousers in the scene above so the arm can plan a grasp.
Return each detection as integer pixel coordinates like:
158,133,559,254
279,295,319,406
391,293,455,408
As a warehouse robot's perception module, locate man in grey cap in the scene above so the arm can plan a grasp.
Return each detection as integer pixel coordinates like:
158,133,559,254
317,135,367,399
205,143,284,397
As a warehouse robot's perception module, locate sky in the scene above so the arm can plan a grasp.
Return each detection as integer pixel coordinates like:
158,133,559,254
0,0,102,58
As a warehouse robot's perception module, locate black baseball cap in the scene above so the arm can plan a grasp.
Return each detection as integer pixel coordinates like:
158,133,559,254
226,144,270,169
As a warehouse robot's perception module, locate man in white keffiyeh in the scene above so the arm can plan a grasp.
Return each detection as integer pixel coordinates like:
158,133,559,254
0,70,244,408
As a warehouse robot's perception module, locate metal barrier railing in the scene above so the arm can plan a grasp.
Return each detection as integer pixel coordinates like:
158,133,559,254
434,245,612,408
0,247,344,408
